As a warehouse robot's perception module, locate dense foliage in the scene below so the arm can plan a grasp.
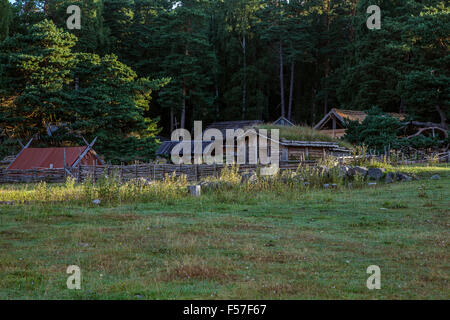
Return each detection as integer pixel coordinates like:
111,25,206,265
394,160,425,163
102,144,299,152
344,107,448,151
0,0,448,161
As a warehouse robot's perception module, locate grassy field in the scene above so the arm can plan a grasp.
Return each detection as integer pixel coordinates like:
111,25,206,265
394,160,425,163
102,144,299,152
0,165,449,299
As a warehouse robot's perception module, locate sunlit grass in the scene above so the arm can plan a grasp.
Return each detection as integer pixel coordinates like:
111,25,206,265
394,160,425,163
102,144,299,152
256,123,353,149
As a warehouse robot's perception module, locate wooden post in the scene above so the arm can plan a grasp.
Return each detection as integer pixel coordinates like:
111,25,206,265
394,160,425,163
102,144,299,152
153,164,156,180
135,161,138,180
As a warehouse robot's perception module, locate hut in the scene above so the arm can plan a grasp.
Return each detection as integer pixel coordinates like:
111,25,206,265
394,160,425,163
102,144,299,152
279,140,346,162
7,138,103,170
314,108,407,138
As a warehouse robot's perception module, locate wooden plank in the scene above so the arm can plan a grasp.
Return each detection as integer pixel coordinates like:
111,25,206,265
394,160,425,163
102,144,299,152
71,137,97,169
6,137,33,170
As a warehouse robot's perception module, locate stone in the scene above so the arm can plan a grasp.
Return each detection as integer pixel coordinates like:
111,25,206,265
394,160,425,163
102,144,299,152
368,167,385,180
339,166,351,177
430,174,441,180
385,172,395,184
331,183,338,188
323,184,330,188
396,172,412,182
201,181,233,191
368,182,377,186
353,166,368,177
92,199,101,205
188,185,201,197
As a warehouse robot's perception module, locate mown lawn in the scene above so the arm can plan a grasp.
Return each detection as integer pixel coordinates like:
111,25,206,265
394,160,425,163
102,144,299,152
0,166,449,299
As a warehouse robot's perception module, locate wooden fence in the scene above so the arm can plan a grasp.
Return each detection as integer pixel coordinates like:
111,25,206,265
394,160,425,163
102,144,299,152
77,162,315,183
1,151,447,184
0,168,77,184
0,162,314,184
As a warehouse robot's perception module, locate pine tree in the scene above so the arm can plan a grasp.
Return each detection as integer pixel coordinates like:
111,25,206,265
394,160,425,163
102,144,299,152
0,19,166,162
0,0,13,41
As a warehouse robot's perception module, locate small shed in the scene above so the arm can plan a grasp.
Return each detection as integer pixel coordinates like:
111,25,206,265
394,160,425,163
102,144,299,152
314,108,407,138
7,146,103,170
279,140,346,161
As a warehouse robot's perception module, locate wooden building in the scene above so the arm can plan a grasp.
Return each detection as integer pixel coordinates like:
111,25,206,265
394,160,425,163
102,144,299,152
279,140,347,162
6,137,103,171
314,108,407,138
157,130,348,164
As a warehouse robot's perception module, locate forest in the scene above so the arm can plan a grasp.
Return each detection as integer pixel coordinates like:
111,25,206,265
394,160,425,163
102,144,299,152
0,0,448,162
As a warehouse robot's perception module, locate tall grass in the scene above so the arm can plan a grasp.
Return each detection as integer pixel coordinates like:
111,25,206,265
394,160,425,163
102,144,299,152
256,124,353,149
0,163,447,205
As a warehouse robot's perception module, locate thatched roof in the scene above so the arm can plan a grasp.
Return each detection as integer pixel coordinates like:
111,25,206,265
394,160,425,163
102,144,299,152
314,108,407,130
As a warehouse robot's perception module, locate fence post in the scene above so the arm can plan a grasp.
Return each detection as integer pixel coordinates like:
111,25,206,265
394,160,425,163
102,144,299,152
135,160,138,180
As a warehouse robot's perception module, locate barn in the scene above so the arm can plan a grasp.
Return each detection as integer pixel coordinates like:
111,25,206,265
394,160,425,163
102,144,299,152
7,140,103,171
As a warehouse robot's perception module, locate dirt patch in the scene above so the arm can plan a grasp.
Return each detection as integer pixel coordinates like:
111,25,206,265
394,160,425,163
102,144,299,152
97,213,141,221
244,252,299,264
160,264,236,283
0,229,28,240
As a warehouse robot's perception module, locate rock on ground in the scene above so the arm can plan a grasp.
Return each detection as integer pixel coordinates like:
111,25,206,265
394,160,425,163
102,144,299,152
396,172,412,182
385,172,395,184
368,167,385,180
353,166,368,177
187,185,201,197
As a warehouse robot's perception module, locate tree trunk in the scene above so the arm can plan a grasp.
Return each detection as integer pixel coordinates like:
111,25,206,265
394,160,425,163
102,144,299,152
435,104,448,130
180,16,191,130
170,107,174,132
311,87,317,124
288,61,295,121
279,40,285,118
242,35,246,119
399,96,406,113
181,81,186,129
323,0,330,115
